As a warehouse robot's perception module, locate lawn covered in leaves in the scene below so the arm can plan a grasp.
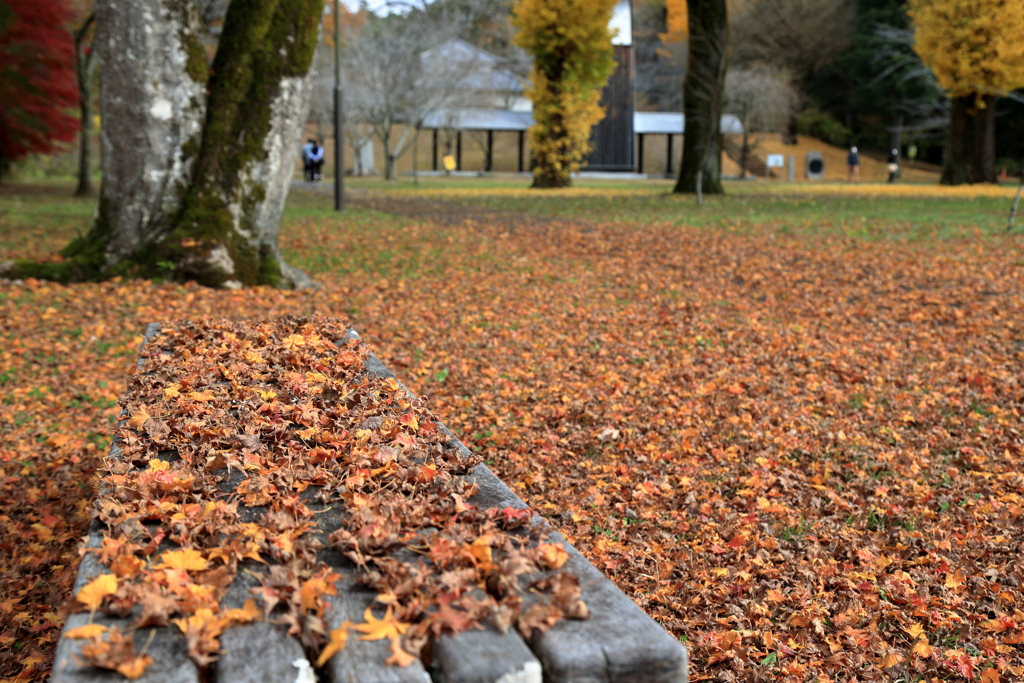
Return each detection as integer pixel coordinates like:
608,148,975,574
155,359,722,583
2,180,1024,682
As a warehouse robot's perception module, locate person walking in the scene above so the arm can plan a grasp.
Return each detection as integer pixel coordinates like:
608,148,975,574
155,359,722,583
887,149,899,183
847,146,860,182
309,140,325,181
301,139,315,182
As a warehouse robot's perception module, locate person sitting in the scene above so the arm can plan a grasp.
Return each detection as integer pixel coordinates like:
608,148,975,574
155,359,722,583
847,146,860,182
308,141,325,181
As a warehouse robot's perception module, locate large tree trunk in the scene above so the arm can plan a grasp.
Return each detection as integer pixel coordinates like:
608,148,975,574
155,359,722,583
674,0,727,195
890,111,903,155
91,0,209,270
171,0,321,288
739,130,749,177
782,113,797,145
1,0,322,288
942,94,997,185
74,14,97,197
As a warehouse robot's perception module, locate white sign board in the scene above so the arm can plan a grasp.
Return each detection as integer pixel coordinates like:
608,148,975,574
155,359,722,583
766,154,785,168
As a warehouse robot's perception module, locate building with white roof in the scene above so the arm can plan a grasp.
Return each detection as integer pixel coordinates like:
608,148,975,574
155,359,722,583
414,3,742,174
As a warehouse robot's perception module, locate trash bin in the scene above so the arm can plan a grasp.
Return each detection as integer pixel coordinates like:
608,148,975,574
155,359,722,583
805,152,825,180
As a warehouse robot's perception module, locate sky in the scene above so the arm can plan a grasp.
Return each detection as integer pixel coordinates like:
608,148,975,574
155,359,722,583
339,0,408,13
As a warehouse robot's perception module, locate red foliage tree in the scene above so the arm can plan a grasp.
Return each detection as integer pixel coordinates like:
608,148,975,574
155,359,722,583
0,0,79,173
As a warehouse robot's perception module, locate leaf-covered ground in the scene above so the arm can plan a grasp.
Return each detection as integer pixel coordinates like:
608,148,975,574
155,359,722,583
2,180,1024,682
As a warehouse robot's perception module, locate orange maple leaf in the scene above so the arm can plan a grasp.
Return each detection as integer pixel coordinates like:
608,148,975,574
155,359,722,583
385,635,418,667
537,542,569,570
65,624,109,639
76,574,118,612
154,549,209,572
316,622,352,667
356,606,410,641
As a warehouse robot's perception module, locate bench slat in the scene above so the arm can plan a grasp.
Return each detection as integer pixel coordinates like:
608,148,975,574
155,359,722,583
460,461,688,683
324,582,432,683
527,535,689,683
434,626,542,683
51,613,200,683
217,623,307,683
392,350,687,682
215,570,309,682
52,520,203,683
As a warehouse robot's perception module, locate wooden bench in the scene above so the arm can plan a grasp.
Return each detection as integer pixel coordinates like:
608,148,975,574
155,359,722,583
51,321,688,683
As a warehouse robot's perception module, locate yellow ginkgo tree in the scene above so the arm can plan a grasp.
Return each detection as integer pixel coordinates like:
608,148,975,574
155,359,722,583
512,0,619,188
909,0,1024,184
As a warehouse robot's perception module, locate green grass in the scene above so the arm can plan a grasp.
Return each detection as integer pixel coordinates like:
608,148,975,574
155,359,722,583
342,176,1019,241
2,178,1021,271
0,187,98,260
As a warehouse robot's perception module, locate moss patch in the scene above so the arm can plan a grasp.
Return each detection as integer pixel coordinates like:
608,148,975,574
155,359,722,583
257,247,283,287
180,28,209,84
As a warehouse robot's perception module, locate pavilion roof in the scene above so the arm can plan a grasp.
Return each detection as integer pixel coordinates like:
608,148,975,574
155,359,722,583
420,108,744,134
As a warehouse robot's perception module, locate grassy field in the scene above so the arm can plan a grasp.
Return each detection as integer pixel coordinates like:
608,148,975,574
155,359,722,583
4,177,1019,265
339,176,1022,240
2,178,1024,682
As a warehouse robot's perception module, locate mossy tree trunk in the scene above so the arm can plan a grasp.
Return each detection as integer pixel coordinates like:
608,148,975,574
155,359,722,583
168,0,322,287
1,0,322,288
674,0,727,195
941,94,997,185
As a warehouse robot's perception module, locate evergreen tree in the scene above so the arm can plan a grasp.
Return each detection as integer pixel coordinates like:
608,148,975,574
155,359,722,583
807,0,942,153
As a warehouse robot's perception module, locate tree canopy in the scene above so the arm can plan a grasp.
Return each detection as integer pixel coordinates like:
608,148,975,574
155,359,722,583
0,0,79,175
909,0,1024,100
909,0,1024,184
512,0,618,188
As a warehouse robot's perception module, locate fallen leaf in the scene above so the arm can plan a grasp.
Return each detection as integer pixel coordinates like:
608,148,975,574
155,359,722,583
154,549,209,572
384,635,418,667
76,574,118,612
316,622,352,667
356,606,410,641
536,543,569,570
65,624,109,639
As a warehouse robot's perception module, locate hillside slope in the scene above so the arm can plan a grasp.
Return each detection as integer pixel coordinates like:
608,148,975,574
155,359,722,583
724,134,942,183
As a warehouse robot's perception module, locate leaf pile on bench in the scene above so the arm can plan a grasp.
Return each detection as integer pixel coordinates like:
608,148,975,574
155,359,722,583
69,315,587,678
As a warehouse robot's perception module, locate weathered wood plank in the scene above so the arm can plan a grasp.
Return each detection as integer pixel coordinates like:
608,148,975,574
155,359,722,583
216,569,308,683
51,612,201,683
359,339,688,682
358,329,540,679
459,426,688,683
434,624,542,683
526,534,688,683
323,578,432,683
53,551,199,683
52,464,201,683
217,623,307,683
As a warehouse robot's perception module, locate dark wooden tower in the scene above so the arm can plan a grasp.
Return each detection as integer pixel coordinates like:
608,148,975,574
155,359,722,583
585,0,635,172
